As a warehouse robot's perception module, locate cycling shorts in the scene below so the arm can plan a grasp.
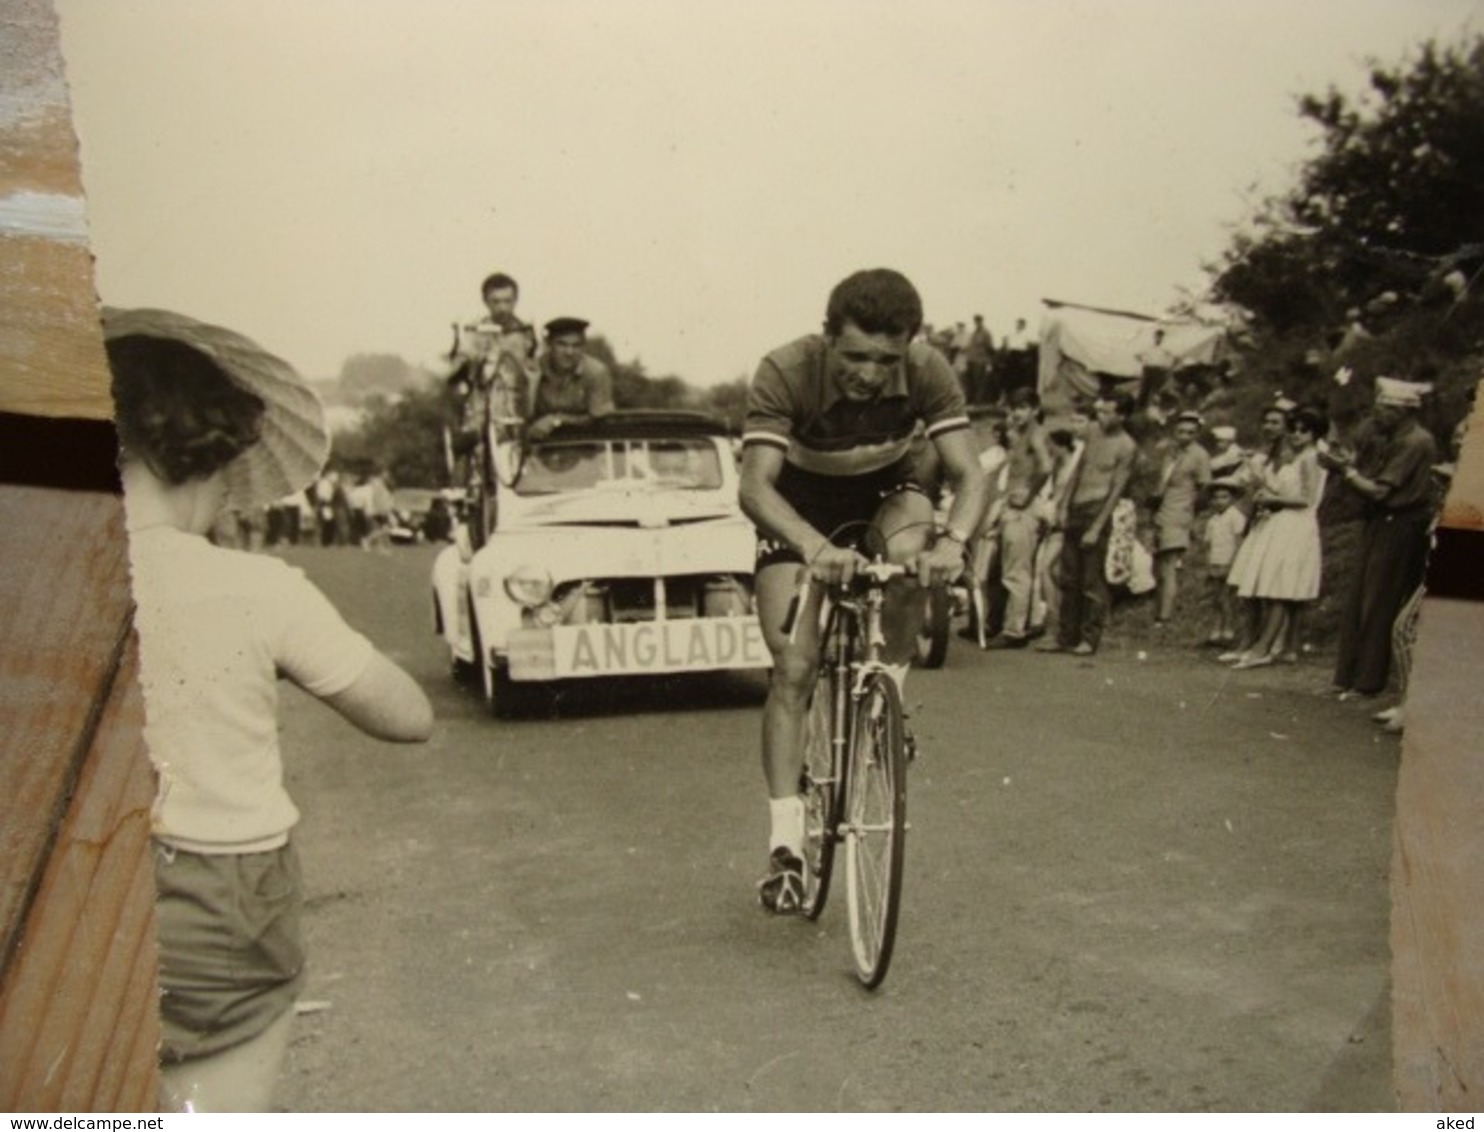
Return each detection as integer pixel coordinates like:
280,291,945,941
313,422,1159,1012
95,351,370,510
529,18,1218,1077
756,459,927,570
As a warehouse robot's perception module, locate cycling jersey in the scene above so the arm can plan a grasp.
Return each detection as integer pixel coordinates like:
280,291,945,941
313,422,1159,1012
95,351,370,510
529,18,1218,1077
742,335,970,476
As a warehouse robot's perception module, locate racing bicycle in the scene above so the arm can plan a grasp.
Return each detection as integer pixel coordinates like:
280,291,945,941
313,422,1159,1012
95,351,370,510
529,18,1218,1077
446,321,534,548
790,558,914,989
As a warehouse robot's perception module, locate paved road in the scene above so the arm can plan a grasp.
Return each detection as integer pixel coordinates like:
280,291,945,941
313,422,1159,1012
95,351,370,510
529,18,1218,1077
274,544,1399,1112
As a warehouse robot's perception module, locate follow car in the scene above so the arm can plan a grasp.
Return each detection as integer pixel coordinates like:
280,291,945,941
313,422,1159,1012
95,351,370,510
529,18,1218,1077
432,410,768,717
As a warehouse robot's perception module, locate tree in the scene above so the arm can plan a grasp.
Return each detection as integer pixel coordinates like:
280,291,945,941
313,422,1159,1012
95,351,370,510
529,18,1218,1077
587,334,704,412
331,353,422,404
695,376,750,431
1206,33,1484,436
331,380,453,488
1211,34,1484,331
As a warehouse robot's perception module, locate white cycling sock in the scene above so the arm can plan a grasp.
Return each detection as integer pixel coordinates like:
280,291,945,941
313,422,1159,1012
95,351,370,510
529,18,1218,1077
768,795,805,856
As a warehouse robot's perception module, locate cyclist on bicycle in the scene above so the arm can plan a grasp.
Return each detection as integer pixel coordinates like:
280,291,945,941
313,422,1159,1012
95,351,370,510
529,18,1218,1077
528,316,616,441
739,268,990,913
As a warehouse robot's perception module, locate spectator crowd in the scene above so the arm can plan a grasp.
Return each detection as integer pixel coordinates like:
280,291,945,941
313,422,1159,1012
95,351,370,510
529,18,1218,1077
947,361,1463,738
211,468,456,553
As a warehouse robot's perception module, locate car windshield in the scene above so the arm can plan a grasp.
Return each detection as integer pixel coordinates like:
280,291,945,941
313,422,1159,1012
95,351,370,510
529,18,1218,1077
515,438,725,496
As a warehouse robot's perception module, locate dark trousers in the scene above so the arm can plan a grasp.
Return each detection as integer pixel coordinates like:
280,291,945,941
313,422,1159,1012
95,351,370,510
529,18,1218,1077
1333,511,1431,695
1056,501,1112,650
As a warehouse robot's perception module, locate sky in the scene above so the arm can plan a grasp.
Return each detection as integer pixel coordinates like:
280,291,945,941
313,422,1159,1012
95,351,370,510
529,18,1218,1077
55,0,1484,388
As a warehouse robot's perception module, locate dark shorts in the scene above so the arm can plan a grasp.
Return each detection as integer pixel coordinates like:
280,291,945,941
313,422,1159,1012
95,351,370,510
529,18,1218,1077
756,459,926,569
153,839,306,1063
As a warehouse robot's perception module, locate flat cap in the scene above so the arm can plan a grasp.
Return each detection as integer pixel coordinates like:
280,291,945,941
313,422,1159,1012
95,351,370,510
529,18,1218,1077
544,316,590,338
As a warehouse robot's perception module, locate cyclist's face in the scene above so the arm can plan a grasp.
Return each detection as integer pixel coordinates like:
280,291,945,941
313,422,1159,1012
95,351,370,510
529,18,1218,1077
547,333,585,374
483,286,518,324
828,321,908,402
1174,421,1199,445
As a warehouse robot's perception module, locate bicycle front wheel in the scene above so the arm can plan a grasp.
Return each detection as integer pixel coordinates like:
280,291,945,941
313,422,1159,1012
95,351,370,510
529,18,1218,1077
800,664,840,921
843,671,908,988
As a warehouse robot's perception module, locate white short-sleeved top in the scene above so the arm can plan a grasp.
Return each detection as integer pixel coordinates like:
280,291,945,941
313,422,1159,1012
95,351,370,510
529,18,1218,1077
128,526,374,851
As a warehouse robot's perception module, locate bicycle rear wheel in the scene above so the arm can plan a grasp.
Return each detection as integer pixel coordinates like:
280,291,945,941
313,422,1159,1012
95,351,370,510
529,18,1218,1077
800,661,841,920
843,670,908,988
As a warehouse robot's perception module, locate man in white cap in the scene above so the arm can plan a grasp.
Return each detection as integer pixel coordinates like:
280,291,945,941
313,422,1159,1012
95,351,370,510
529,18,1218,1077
1324,376,1438,699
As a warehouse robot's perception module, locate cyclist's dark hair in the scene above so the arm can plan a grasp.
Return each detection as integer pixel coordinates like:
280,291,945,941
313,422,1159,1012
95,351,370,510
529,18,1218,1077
824,268,924,339
481,272,519,301
109,335,265,485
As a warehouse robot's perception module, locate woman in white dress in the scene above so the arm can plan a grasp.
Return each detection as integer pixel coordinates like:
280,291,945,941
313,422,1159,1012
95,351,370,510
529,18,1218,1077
1225,406,1327,668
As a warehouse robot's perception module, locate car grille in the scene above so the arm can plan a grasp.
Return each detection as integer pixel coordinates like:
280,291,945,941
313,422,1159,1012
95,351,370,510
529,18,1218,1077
554,574,751,625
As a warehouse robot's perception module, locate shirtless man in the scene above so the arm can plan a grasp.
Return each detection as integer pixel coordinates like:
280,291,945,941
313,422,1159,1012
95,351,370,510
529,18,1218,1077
985,388,1051,647
1037,391,1137,656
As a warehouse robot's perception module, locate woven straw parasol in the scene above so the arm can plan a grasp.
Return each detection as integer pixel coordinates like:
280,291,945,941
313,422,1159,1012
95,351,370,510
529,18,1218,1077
103,307,330,511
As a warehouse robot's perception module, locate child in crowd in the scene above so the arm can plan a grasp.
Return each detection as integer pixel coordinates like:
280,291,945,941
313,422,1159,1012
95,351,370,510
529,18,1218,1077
1202,479,1247,646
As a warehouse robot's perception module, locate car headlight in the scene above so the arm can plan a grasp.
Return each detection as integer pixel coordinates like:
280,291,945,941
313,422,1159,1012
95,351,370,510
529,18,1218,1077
503,565,554,608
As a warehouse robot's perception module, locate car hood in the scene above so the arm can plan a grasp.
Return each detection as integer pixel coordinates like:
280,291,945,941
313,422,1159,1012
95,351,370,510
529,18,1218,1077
501,485,739,530
473,511,756,583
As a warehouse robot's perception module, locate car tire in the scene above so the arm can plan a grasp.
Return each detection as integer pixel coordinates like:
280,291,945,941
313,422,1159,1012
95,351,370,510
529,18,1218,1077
484,658,545,720
913,584,951,669
439,589,478,685
452,654,479,687
466,594,540,718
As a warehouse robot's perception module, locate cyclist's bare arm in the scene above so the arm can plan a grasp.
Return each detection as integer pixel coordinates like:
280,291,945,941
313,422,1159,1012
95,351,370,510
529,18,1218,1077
739,443,864,585
916,426,990,585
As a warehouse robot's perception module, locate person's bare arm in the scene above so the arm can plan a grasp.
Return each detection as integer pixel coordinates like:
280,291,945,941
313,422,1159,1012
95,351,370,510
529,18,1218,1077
322,652,434,742
919,427,990,584
1027,427,1052,501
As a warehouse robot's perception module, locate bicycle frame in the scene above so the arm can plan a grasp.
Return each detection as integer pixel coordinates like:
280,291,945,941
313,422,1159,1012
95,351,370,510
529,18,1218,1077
796,560,910,986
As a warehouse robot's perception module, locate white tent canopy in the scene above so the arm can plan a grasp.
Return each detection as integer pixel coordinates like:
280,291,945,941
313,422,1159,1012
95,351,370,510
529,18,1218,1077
1036,299,1228,411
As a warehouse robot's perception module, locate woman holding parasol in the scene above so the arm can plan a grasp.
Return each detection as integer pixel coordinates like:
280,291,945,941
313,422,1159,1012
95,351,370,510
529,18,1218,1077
108,308,434,1111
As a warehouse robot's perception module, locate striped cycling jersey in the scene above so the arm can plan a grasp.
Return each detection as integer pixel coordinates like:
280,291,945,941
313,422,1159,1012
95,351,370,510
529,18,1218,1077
742,335,970,476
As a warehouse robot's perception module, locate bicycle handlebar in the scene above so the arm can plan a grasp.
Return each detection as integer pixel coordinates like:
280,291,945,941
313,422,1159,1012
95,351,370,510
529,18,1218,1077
783,561,911,643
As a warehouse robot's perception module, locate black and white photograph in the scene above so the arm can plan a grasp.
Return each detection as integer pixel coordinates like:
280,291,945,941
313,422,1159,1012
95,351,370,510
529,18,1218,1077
27,0,1484,1113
